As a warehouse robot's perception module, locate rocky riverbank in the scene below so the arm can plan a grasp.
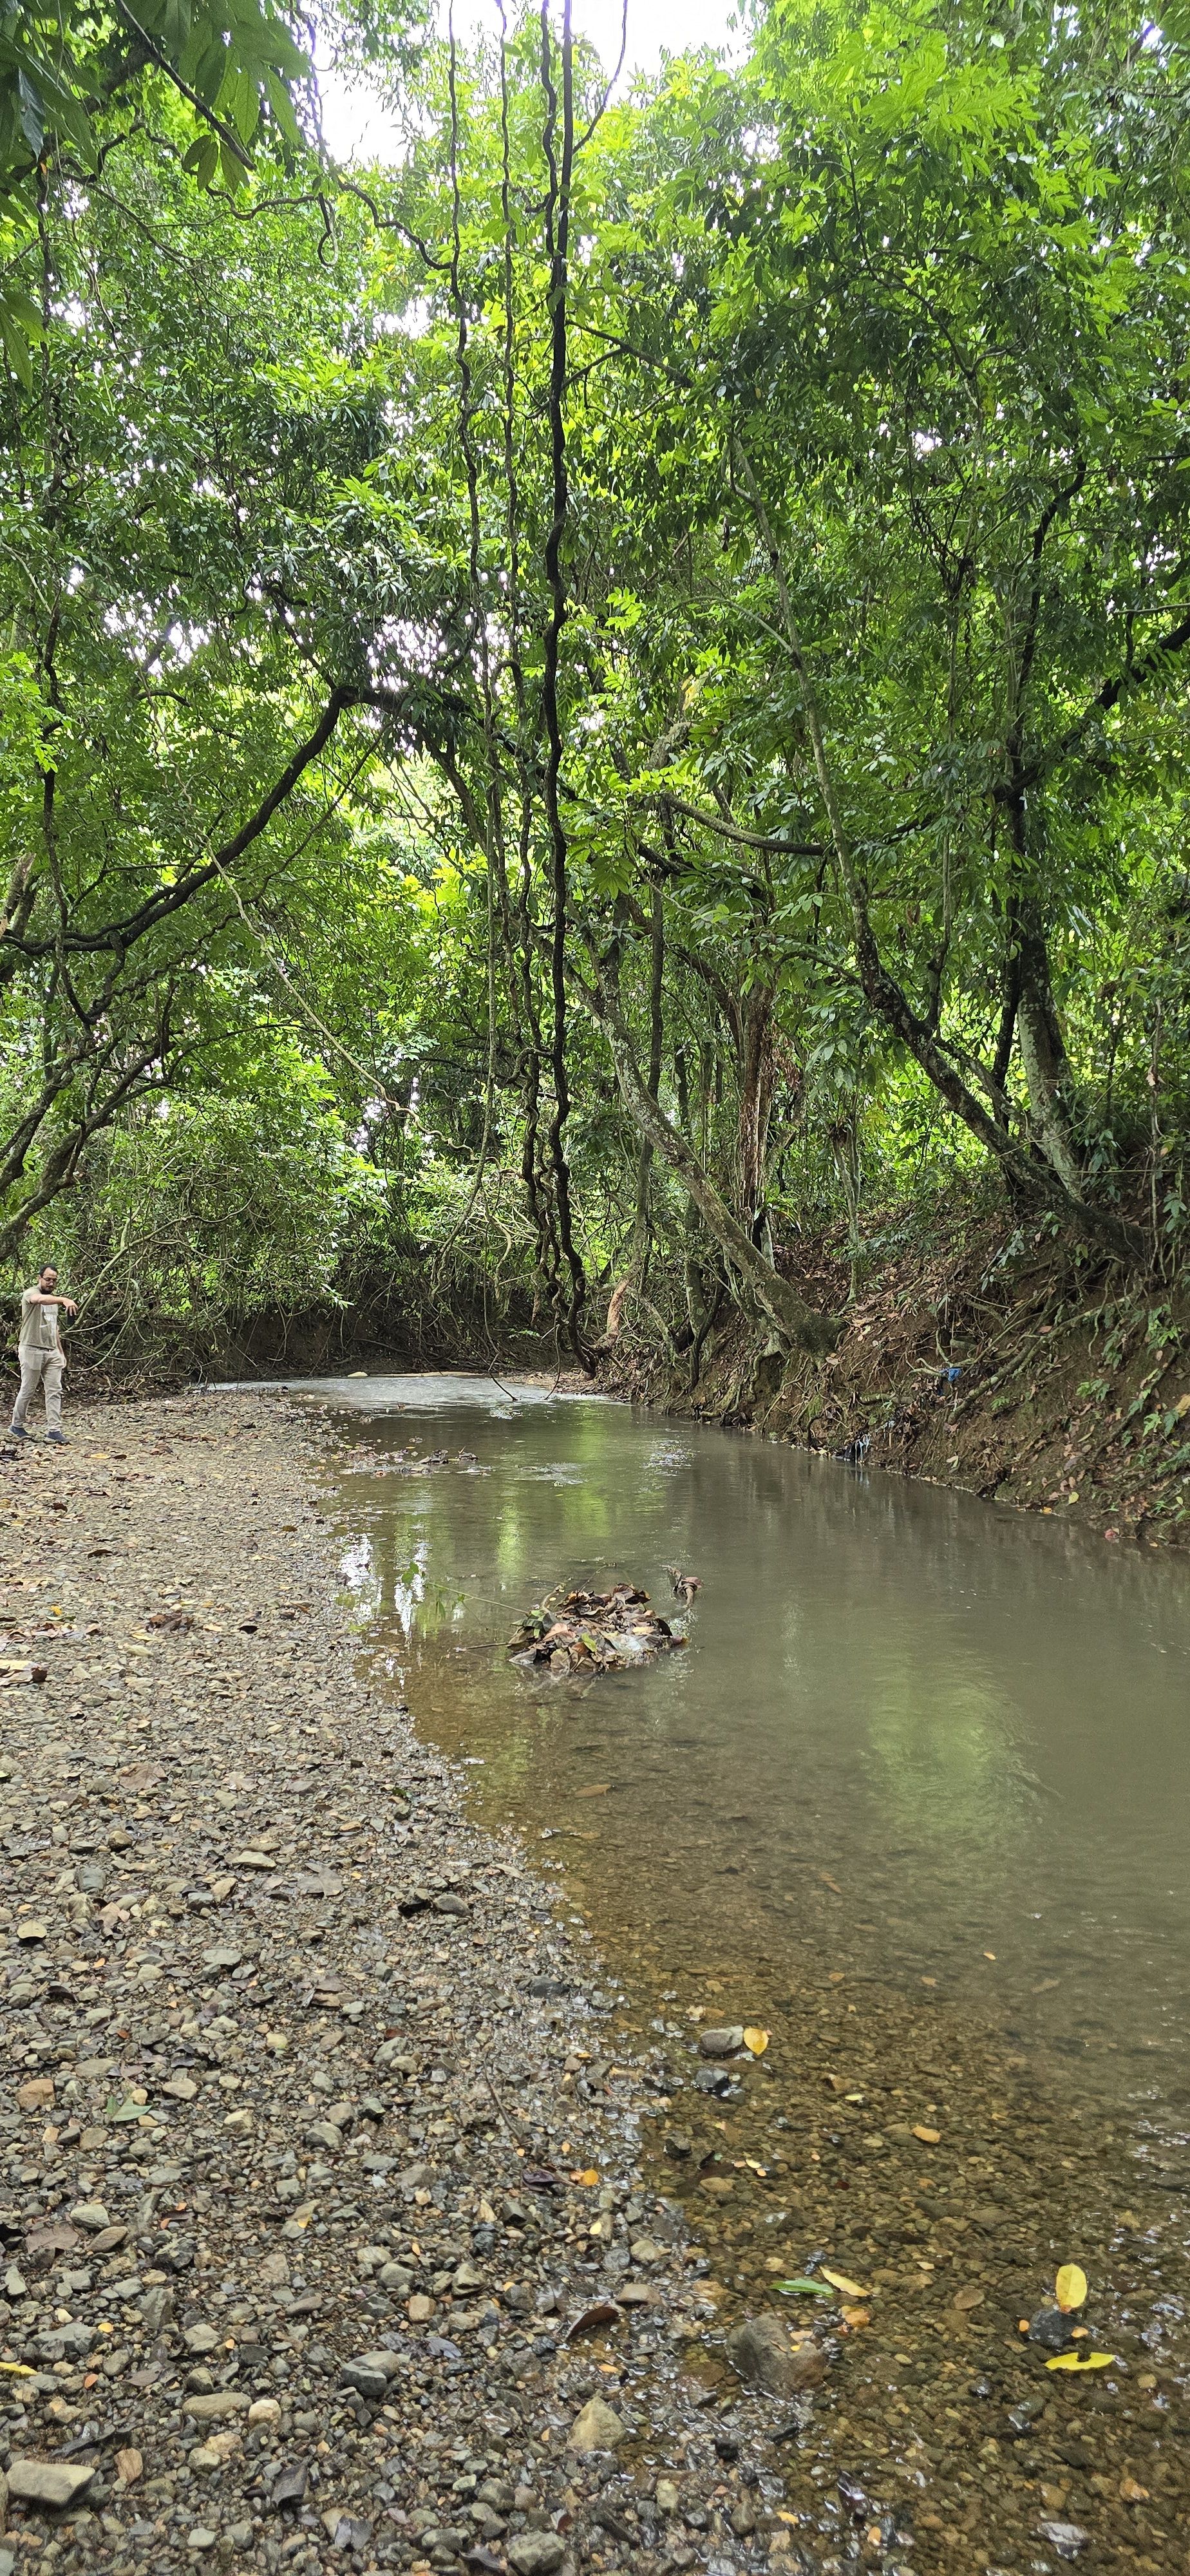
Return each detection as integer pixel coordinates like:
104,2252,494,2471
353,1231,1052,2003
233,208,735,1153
0,1394,785,2576
4,1391,1189,2576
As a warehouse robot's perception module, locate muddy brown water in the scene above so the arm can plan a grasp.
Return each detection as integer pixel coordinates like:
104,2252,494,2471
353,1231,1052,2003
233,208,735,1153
294,1373,1190,2566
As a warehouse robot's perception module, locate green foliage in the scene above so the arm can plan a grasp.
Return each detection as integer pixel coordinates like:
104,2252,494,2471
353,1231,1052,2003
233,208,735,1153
5,0,1190,1372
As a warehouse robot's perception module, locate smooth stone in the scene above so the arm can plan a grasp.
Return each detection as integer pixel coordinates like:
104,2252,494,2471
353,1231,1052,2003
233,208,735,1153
247,2399,282,2427
1037,2525,1090,2562
68,2202,110,2233
15,1922,48,1944
726,2315,826,2398
8,2459,95,2509
185,2530,217,2553
341,2349,401,2400
184,2324,221,2354
697,2025,744,2058
507,2537,566,2576
656,2479,680,2515
565,2397,627,2453
182,2392,252,2422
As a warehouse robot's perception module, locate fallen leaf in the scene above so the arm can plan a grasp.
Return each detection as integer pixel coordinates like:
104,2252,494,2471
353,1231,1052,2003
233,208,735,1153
820,2268,869,2298
1046,2351,1114,2372
742,2027,769,2055
0,2362,33,2376
1055,2263,1088,2312
574,1784,610,1798
774,2277,833,2299
841,2304,871,2327
571,2170,600,2187
912,2125,941,2145
954,2284,985,2311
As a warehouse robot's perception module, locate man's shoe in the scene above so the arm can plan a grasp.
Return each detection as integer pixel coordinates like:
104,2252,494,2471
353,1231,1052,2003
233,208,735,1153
9,1423,26,1439
47,1430,66,1445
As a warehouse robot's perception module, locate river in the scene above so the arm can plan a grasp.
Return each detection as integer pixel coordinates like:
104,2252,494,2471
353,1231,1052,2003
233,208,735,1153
310,1371,1189,2125
296,1369,1190,2568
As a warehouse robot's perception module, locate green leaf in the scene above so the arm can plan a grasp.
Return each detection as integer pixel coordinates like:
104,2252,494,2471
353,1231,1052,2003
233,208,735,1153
17,69,43,155
774,2277,833,2298
182,132,220,188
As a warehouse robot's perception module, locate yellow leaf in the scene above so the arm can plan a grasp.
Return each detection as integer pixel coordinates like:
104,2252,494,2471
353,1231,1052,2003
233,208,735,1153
1055,2263,1088,2312
841,2304,871,2327
913,2125,941,2145
821,2268,869,2298
743,2027,770,2055
1046,2351,1114,2372
0,2362,33,2376
572,2169,599,2186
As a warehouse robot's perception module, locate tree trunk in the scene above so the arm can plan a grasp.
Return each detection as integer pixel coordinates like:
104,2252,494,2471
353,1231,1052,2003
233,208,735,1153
737,982,776,1245
578,954,838,1354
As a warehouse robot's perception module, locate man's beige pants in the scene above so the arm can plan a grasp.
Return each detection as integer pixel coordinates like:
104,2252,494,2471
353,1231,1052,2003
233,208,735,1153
12,1349,64,1432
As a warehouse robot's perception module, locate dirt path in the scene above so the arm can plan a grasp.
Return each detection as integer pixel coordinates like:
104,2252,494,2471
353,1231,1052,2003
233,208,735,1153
0,1394,774,2576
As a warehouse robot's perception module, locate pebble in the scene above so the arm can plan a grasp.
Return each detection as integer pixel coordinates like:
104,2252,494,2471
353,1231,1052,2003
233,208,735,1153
726,2312,827,2398
697,2022,744,2056
6,2460,95,2509
565,2396,627,2451
507,2537,566,2576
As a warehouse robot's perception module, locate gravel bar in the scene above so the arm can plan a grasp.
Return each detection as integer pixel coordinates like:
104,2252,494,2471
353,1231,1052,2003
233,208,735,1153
0,1394,793,2576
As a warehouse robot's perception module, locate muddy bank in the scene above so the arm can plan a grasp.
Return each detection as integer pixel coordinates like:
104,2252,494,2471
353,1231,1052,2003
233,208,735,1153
604,1202,1190,1549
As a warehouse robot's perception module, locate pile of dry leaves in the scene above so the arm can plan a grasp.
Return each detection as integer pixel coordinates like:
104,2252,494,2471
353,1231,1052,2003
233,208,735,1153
508,1580,687,1676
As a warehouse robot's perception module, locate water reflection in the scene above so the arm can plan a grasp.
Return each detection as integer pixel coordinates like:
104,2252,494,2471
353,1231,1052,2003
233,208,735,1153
310,1375,1190,2124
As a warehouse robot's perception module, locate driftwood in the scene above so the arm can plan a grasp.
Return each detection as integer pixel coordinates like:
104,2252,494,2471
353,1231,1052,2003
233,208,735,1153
508,1581,687,1678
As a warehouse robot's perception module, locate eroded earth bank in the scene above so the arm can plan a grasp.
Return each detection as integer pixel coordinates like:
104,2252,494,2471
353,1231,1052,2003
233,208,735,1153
1,1396,1187,2576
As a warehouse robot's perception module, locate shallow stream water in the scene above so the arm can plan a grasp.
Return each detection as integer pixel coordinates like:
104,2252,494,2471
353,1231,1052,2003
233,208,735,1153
290,1373,1190,2567
307,1372,1190,2130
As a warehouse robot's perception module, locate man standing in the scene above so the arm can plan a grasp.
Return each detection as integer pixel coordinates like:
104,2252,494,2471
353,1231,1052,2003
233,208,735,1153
10,1265,77,1444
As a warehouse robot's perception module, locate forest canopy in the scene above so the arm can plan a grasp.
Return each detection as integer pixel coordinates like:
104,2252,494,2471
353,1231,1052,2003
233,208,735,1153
3,0,1190,1376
